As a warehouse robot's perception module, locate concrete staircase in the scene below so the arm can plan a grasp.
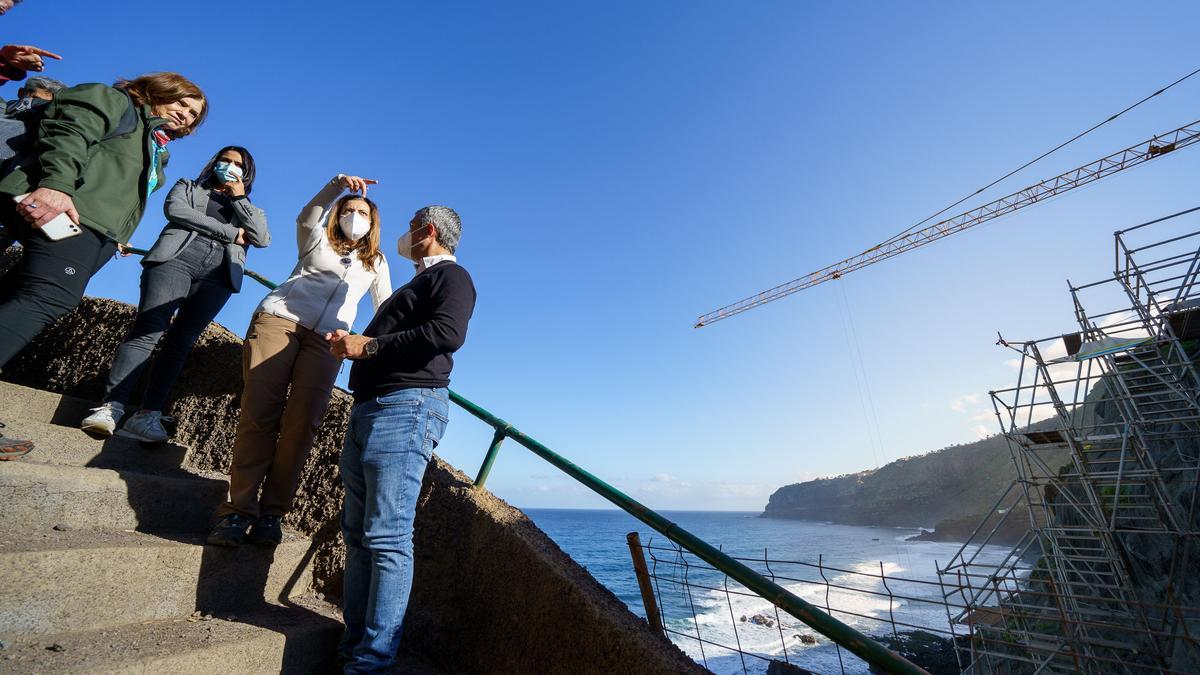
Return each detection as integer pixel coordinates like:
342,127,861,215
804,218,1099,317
0,381,438,674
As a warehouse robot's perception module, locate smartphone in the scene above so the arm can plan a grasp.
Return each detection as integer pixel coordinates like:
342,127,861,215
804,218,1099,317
12,193,83,241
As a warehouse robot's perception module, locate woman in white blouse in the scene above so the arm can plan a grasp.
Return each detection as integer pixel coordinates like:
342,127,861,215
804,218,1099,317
208,174,392,548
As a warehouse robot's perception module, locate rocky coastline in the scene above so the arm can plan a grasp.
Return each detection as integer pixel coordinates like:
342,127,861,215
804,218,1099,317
761,425,1066,546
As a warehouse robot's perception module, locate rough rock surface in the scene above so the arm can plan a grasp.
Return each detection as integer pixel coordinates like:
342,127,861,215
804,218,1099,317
2,296,701,674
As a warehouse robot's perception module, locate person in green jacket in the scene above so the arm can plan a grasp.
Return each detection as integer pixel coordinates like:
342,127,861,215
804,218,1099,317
0,72,206,460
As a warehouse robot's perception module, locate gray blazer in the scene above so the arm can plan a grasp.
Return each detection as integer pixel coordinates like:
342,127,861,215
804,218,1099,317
144,179,271,292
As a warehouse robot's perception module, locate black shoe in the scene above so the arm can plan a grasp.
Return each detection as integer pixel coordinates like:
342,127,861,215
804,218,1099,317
206,513,252,547
246,515,283,546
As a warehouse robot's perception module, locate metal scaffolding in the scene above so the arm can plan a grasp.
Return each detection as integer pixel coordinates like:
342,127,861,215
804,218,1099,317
938,208,1200,674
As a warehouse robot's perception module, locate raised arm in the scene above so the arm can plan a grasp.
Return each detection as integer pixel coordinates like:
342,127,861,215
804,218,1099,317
295,175,346,256
295,174,378,257
163,179,241,243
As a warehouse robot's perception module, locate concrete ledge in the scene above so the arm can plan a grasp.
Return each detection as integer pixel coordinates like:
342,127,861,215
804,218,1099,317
1,417,190,472
0,461,226,533
402,459,702,674
0,601,351,675
0,529,315,641
0,381,96,427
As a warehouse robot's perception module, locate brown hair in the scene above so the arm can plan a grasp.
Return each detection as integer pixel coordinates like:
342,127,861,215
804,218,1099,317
325,194,384,272
114,72,208,138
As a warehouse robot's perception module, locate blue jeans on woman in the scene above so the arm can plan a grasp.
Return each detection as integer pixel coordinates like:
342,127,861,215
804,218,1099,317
338,387,449,673
105,236,234,410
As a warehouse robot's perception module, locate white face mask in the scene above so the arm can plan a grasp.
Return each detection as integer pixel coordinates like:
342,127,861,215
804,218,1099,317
339,211,371,241
396,229,432,262
213,161,244,183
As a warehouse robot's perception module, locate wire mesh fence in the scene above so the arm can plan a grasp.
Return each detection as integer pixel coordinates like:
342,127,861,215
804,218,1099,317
633,537,974,675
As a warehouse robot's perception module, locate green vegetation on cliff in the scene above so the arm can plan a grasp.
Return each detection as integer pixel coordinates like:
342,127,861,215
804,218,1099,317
762,422,1067,542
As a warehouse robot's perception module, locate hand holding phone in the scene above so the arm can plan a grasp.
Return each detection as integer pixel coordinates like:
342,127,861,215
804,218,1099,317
13,193,82,240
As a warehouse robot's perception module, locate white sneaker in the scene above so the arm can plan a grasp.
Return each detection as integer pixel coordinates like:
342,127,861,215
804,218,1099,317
117,410,169,443
81,402,126,437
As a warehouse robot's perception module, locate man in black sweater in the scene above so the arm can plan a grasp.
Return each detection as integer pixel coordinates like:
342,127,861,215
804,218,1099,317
326,205,476,673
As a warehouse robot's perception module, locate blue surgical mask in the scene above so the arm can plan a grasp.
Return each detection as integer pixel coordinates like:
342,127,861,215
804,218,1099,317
213,161,244,184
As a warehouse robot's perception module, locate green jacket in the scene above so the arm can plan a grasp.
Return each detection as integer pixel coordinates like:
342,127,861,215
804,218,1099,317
0,83,169,244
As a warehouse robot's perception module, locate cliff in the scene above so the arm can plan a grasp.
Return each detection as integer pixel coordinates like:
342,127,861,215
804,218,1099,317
762,421,1067,542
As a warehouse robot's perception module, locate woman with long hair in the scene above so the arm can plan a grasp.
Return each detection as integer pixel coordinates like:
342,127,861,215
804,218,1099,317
80,146,270,441
0,72,206,459
207,173,391,547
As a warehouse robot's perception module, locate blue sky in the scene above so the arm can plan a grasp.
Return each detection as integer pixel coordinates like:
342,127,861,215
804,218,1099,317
14,1,1200,510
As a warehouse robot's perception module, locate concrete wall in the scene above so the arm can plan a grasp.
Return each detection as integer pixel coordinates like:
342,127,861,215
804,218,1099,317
2,297,701,674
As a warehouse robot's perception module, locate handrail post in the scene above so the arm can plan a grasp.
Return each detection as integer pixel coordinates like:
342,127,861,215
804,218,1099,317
473,427,507,488
626,532,665,638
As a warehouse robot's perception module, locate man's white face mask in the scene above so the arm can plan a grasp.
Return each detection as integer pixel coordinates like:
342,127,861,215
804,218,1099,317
339,211,371,241
396,228,433,262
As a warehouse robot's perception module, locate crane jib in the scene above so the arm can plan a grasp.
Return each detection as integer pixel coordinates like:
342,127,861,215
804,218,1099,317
694,119,1200,328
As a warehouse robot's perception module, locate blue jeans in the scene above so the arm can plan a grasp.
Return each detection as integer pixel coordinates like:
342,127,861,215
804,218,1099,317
339,387,449,673
104,236,234,410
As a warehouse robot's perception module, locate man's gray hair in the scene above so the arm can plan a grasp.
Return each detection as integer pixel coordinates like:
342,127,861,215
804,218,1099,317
414,205,461,253
23,75,66,94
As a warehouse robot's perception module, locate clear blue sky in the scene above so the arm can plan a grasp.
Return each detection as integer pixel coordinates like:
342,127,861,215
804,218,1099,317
15,1,1200,510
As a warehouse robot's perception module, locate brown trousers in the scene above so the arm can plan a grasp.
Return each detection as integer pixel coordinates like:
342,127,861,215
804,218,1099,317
219,312,341,519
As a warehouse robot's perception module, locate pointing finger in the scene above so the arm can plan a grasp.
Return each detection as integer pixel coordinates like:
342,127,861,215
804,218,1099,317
21,46,63,60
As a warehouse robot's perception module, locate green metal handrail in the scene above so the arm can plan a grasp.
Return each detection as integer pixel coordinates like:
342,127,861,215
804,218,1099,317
117,247,927,674
450,394,927,674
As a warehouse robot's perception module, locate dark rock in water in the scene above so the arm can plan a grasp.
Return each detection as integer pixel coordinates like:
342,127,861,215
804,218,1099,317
794,633,818,645
768,660,817,674
872,630,963,675
748,613,775,627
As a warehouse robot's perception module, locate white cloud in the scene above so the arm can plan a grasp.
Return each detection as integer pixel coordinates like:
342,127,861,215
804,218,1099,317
972,424,990,439
949,393,981,413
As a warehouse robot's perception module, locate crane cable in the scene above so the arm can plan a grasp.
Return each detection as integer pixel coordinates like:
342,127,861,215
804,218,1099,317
874,66,1200,251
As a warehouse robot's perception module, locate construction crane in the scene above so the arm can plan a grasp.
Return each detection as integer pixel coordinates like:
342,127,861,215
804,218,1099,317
694,118,1200,328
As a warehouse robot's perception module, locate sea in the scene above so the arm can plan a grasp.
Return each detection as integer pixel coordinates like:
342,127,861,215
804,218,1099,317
524,509,1014,675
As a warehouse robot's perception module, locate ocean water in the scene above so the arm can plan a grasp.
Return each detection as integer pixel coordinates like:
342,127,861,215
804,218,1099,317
524,509,1012,675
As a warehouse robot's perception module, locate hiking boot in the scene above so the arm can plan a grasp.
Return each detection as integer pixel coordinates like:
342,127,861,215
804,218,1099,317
206,513,252,548
81,401,126,437
116,409,169,443
246,515,283,546
0,421,33,460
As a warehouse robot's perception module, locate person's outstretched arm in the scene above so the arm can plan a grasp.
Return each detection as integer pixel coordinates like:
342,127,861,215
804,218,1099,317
295,175,346,257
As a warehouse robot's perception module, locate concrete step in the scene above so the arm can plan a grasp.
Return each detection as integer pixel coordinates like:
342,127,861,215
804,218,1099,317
0,380,95,427
0,460,227,533
1,418,189,472
0,528,316,642
0,599,349,674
